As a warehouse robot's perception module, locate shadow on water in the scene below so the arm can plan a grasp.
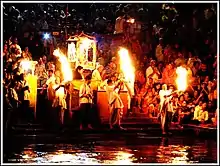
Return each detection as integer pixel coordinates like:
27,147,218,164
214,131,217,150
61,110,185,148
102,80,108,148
3,134,217,164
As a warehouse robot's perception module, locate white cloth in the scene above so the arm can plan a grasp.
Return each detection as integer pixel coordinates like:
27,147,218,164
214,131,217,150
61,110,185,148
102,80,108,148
79,83,93,104
52,85,66,109
105,85,124,109
159,89,172,112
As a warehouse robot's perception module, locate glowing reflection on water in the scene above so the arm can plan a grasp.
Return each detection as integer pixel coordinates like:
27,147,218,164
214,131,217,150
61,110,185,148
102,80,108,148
15,144,215,164
156,145,190,163
6,137,217,164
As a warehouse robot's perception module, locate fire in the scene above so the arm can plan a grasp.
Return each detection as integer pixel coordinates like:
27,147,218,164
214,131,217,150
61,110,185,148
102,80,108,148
53,49,73,83
127,18,135,24
20,60,32,71
118,47,135,87
175,66,188,91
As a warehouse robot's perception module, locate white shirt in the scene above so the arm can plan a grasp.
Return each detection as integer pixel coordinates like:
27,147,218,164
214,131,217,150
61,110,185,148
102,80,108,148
79,83,93,104
159,89,172,111
105,84,123,109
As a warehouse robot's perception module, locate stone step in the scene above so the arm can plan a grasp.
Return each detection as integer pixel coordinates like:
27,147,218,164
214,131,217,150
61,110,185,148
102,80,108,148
122,117,158,123
10,122,162,136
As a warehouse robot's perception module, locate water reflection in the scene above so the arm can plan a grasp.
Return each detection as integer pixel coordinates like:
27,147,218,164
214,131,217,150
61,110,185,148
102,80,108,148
156,138,190,163
6,137,217,164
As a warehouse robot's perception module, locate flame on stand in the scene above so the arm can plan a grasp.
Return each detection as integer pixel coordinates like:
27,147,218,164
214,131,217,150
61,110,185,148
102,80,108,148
175,66,188,91
118,48,135,92
20,60,32,71
53,49,73,83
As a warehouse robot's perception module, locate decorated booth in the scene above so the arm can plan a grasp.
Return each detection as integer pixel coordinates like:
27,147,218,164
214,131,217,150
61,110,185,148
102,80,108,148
67,32,97,70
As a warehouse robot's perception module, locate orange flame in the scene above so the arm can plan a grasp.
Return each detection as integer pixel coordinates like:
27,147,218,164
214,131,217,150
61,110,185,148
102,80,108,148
118,48,135,88
53,49,73,83
175,66,188,91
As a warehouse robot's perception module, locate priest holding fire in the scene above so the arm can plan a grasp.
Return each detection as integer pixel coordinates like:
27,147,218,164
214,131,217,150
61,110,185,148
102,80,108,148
159,66,188,135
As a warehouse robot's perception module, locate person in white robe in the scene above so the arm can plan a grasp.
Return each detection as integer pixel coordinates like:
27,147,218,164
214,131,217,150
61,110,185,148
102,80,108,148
159,84,175,135
105,79,125,130
79,75,94,130
52,77,67,126
92,65,104,90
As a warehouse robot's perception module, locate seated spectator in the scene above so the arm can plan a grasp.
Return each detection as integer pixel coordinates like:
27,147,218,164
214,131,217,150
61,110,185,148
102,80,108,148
145,77,154,90
193,101,203,120
145,60,160,83
178,101,192,126
193,102,209,124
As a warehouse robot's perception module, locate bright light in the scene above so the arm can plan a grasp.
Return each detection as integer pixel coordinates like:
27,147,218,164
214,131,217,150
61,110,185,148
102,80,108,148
118,48,135,83
112,151,133,165
53,49,73,83
20,60,32,71
118,47,135,94
175,66,188,91
43,33,50,40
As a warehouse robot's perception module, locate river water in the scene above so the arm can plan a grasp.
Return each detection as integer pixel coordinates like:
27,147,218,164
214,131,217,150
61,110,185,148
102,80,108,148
3,133,217,164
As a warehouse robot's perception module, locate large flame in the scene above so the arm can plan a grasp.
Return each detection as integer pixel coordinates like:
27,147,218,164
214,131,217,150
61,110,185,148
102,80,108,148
175,66,188,91
20,60,32,71
118,47,135,88
54,49,73,83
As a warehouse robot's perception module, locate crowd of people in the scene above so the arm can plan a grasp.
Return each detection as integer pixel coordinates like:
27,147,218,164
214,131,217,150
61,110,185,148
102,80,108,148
2,3,218,132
